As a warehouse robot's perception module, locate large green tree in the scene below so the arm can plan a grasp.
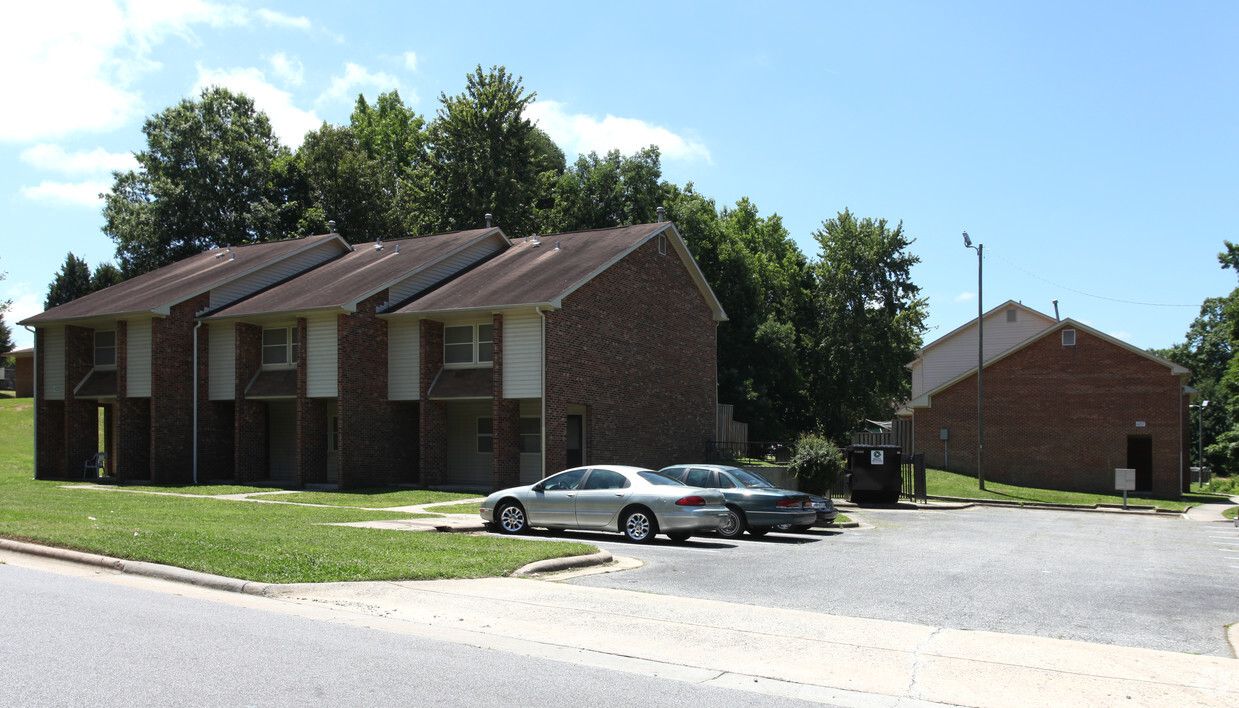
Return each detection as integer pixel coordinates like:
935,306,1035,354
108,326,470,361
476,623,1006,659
807,210,927,440
539,147,664,233
1152,296,1230,472
296,123,402,242
412,65,561,237
102,86,293,276
44,253,93,309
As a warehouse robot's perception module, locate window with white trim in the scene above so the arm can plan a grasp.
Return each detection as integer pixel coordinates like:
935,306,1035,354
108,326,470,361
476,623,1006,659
519,417,541,453
477,417,493,453
658,234,667,255
94,330,116,367
445,323,493,366
1062,329,1076,346
262,327,298,367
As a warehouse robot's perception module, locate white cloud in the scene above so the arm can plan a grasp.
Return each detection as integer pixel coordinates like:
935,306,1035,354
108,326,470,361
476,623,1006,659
317,63,401,108
4,287,47,342
19,181,112,208
954,292,976,303
20,145,136,175
403,51,418,72
257,8,311,30
193,65,322,146
270,53,305,86
527,100,711,163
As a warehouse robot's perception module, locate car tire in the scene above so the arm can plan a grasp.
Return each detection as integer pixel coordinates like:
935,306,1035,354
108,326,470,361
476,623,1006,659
747,526,770,537
717,507,746,539
495,501,528,534
621,508,659,544
666,532,692,543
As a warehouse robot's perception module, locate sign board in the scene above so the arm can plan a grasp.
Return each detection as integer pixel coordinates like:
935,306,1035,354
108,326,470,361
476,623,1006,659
939,428,949,440
1115,468,1136,491
1135,421,1146,428
870,450,885,465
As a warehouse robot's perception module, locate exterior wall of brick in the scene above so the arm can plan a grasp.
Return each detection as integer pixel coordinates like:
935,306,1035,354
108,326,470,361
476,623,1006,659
150,294,208,482
491,313,522,488
113,319,149,481
296,317,328,486
34,329,65,478
911,327,1188,497
419,318,447,485
234,322,266,482
64,325,98,479
196,322,233,480
544,237,716,472
337,290,416,488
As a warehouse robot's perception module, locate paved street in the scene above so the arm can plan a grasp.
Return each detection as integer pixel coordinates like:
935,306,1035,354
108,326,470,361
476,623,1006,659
559,506,1239,657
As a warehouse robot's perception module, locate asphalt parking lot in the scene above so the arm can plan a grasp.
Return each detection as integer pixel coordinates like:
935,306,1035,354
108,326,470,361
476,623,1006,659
543,506,1239,657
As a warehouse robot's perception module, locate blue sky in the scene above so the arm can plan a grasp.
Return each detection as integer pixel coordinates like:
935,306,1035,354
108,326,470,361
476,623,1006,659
3,1,1236,354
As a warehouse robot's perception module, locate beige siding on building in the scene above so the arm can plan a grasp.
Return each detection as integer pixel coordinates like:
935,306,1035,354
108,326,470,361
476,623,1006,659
306,313,338,398
43,325,65,400
387,317,420,400
447,402,493,487
502,311,542,399
208,242,340,310
914,310,1057,397
208,322,235,401
387,240,505,304
126,317,153,397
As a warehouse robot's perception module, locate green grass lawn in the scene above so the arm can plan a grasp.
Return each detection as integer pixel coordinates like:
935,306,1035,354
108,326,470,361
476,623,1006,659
1225,507,1238,520
925,467,1212,512
0,399,595,582
429,501,485,515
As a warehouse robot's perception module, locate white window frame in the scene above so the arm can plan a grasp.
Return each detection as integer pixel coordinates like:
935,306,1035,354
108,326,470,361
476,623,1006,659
658,233,667,255
444,323,494,368
94,330,117,368
262,326,298,369
477,417,493,454
1062,329,1076,346
519,417,541,454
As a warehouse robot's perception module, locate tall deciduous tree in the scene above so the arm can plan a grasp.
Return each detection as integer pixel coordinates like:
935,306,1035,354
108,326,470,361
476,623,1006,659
296,123,401,242
540,147,664,232
1152,297,1230,471
44,253,92,309
807,210,927,440
0,262,14,359
102,86,292,276
413,65,559,237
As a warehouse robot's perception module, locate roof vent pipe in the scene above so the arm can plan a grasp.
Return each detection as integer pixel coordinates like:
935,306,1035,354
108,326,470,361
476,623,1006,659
374,237,383,251
395,244,400,255
1053,300,1059,321
530,234,541,247
657,206,664,222
230,252,235,260
485,213,493,228
328,220,337,233
554,241,560,250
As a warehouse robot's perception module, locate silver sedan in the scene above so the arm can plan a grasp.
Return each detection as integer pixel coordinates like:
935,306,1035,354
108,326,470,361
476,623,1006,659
480,465,729,543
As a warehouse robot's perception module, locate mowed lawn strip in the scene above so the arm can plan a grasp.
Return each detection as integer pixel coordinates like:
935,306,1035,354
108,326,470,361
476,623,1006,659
0,399,595,582
926,467,1211,511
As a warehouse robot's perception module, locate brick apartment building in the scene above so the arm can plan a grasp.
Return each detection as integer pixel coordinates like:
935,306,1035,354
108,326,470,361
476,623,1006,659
902,301,1192,497
21,221,726,491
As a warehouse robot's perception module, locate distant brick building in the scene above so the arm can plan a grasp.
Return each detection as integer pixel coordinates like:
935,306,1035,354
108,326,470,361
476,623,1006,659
21,222,725,490
903,301,1192,497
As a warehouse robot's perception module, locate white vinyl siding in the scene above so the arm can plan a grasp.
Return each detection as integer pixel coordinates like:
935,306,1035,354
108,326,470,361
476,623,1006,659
306,313,337,398
209,322,235,401
386,239,505,304
208,242,341,310
914,311,1057,397
127,317,152,397
388,317,420,400
43,325,65,400
502,311,542,398
447,402,493,486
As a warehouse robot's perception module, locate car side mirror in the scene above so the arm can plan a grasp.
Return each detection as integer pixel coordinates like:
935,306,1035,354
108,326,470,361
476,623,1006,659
532,483,545,493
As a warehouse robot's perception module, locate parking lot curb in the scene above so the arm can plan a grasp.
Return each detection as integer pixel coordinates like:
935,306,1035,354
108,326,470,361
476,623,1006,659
926,496,1184,515
511,550,613,577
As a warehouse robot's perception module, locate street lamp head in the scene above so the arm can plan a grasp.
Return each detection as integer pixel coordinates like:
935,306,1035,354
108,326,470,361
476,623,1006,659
962,231,972,247
1203,400,1210,408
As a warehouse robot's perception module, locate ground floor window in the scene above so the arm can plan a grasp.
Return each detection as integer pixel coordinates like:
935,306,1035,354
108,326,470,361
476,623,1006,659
477,417,493,453
519,417,541,453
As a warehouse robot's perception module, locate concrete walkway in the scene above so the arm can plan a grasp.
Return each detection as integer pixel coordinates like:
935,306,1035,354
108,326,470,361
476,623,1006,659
1183,495,1239,523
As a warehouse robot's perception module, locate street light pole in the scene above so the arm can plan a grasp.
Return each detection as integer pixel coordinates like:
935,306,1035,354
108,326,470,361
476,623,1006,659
963,232,985,491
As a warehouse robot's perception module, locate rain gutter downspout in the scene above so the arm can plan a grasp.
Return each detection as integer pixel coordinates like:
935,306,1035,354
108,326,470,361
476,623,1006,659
193,321,201,484
24,325,36,479
537,306,547,479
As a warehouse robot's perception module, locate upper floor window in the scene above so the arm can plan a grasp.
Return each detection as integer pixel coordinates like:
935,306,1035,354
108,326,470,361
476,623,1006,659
262,327,298,367
94,330,116,367
445,323,493,366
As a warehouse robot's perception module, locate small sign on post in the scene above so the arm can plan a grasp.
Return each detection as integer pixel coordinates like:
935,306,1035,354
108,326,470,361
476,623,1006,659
871,449,885,466
1115,468,1136,509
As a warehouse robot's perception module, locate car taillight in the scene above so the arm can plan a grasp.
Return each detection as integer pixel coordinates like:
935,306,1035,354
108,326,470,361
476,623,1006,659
676,496,707,506
776,499,803,509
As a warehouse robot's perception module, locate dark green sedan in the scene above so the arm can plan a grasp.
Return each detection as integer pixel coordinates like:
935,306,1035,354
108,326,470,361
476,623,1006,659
657,464,817,538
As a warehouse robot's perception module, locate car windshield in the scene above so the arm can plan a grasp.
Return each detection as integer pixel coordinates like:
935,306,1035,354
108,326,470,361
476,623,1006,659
639,471,685,486
729,468,776,489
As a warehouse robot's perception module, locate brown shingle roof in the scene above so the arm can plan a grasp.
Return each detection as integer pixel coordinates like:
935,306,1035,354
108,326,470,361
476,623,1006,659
206,228,502,318
21,234,347,326
390,223,669,314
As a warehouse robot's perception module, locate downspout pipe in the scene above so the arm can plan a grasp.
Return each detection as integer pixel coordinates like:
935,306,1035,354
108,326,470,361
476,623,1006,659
24,325,37,480
193,321,201,484
537,306,547,479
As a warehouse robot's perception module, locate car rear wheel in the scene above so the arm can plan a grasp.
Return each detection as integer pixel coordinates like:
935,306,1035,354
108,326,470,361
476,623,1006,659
496,501,528,534
666,532,692,542
622,508,659,544
717,507,746,539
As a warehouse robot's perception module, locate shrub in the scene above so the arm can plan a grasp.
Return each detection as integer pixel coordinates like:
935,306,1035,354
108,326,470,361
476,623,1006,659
788,433,844,495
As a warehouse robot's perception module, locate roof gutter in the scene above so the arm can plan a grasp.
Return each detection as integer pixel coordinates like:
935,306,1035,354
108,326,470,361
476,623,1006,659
23,326,36,480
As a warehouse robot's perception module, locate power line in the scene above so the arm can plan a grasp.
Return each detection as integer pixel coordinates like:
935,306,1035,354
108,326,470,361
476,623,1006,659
987,247,1199,308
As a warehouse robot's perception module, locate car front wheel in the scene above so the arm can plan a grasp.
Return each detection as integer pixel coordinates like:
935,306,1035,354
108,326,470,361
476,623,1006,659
496,501,528,534
622,508,659,544
717,508,746,539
